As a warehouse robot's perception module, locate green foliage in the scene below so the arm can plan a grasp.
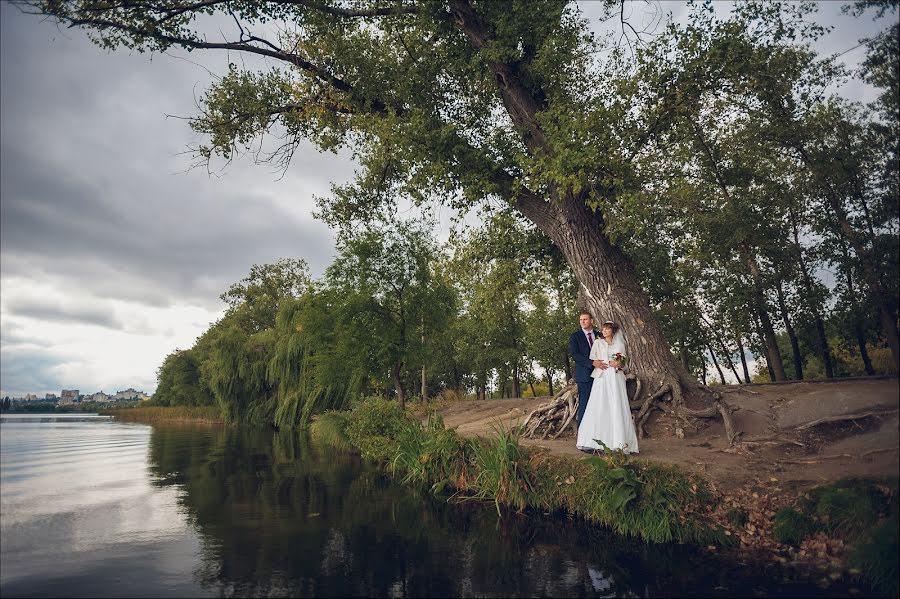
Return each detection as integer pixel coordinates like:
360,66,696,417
465,422,533,515
572,450,724,545
848,512,899,597
308,411,354,453
153,349,215,407
391,413,467,494
772,507,816,545
799,477,896,540
726,507,750,528
220,258,311,333
344,397,418,462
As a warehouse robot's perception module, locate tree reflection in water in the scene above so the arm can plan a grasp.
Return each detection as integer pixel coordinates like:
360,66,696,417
146,425,856,598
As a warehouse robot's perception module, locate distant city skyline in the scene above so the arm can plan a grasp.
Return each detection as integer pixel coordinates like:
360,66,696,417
0,1,887,397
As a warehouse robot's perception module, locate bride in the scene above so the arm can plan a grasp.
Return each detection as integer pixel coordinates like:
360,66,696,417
576,320,639,454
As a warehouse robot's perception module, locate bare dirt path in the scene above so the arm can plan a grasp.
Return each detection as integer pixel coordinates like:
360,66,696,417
426,377,899,495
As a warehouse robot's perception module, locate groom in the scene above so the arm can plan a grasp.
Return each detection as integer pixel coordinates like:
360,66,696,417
569,310,608,424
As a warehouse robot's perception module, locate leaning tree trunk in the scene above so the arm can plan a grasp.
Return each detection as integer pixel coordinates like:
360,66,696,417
775,282,804,380
518,193,737,441
736,335,752,384
789,207,834,378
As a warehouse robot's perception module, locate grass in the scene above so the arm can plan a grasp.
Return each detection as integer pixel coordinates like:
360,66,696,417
323,398,727,546
772,507,815,544
775,477,899,595
100,405,224,424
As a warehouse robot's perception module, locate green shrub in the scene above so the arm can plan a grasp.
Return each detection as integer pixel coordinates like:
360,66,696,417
849,513,899,597
772,507,816,545
568,449,725,545
344,397,418,461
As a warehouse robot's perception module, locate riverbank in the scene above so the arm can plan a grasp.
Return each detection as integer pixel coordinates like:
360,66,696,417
99,405,225,425
310,379,899,596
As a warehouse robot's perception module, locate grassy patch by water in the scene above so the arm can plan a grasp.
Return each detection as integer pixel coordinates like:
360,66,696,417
100,405,225,424
773,477,899,596
313,397,727,546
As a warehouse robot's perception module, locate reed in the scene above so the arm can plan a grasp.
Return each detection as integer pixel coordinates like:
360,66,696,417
100,405,224,424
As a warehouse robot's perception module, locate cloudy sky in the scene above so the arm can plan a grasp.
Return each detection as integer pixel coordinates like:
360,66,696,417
0,1,886,397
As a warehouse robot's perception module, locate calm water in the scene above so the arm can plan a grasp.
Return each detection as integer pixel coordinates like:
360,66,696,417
0,415,866,597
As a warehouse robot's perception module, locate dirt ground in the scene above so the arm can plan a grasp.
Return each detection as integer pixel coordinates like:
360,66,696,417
429,377,899,496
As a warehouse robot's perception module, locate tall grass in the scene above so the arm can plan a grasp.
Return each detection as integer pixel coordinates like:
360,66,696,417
465,422,533,515
335,399,726,545
100,405,224,424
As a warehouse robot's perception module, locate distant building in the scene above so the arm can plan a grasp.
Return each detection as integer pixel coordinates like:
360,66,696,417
113,388,144,401
89,391,110,403
24,393,39,401
61,389,79,401
45,393,58,401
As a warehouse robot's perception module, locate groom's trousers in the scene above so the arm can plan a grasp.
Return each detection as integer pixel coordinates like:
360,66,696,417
575,380,593,424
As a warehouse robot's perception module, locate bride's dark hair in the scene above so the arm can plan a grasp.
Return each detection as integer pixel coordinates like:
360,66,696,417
601,320,619,335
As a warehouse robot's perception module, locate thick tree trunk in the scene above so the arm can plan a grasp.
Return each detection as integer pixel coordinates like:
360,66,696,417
547,372,555,396
736,335,752,384
529,382,536,397
775,283,804,380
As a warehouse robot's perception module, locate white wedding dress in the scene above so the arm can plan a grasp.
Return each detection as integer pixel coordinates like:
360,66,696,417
576,331,639,454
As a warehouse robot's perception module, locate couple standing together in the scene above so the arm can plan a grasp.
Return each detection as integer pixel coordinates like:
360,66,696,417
569,310,639,454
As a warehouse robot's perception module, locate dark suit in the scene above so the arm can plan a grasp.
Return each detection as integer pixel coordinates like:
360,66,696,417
569,328,600,423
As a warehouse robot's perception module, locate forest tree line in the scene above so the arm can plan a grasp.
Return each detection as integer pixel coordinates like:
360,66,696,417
64,0,893,427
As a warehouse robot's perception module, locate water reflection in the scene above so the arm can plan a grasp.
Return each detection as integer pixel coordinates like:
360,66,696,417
145,426,852,598
1,420,869,598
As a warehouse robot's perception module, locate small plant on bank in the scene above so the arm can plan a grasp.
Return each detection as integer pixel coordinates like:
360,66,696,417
466,421,533,515
391,413,467,494
772,507,816,545
848,512,899,597
775,477,899,595
726,508,749,528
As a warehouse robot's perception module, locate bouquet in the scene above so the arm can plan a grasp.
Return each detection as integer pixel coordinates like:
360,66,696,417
611,352,628,368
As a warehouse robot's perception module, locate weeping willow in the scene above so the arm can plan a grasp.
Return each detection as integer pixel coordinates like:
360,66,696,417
268,295,366,428
202,322,278,425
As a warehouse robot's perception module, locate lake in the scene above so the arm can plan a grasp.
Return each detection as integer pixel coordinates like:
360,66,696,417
0,414,866,597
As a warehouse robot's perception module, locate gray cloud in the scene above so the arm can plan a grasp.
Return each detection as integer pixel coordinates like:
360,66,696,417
1,4,346,313
5,296,125,330
0,348,69,397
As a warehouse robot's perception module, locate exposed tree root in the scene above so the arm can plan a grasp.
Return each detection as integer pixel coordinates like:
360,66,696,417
519,370,743,446
794,409,898,430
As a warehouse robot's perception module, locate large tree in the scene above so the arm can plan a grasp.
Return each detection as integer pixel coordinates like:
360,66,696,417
22,0,827,433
